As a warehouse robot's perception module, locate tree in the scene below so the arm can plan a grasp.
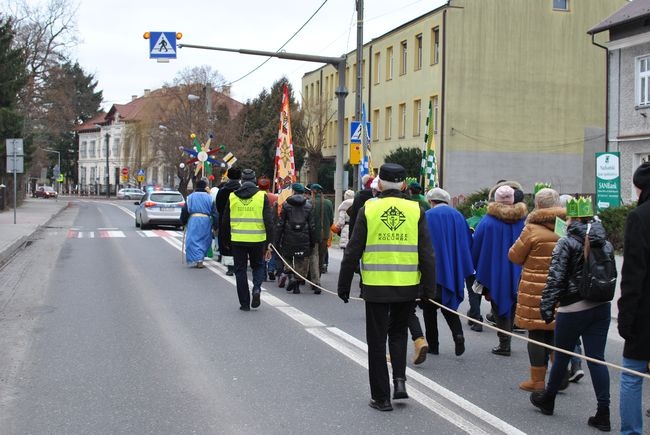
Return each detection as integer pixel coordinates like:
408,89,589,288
0,15,28,204
294,92,334,184
384,146,423,179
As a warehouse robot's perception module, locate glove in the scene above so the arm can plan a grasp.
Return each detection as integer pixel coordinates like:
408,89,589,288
541,310,554,324
338,288,350,303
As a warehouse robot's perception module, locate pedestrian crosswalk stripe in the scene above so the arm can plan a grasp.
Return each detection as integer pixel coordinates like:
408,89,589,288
66,229,183,239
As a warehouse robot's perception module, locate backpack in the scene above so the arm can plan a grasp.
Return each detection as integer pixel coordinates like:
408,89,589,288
578,223,617,302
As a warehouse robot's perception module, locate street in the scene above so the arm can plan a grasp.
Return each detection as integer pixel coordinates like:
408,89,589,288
0,199,646,434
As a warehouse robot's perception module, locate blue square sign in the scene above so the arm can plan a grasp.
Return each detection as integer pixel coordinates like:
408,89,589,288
149,32,177,59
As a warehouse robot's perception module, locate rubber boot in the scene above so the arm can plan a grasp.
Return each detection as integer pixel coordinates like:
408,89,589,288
412,337,428,365
587,406,611,432
519,366,547,392
530,389,556,415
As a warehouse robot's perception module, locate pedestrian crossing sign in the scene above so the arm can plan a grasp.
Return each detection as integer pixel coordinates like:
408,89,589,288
148,32,177,60
350,121,371,144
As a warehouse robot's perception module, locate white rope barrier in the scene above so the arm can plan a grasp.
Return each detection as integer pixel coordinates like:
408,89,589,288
267,243,650,380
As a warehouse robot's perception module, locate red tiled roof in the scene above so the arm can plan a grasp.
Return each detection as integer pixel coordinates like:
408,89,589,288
75,111,107,132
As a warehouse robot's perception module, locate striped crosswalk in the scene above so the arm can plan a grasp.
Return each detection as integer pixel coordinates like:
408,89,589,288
66,228,184,239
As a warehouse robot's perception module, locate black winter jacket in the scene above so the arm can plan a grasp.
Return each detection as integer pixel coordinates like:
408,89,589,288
618,194,650,360
540,219,615,322
275,194,316,258
348,188,375,237
215,179,241,215
337,190,437,303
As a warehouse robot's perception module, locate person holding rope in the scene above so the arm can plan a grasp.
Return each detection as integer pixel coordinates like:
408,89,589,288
531,197,614,431
337,163,437,412
618,162,650,435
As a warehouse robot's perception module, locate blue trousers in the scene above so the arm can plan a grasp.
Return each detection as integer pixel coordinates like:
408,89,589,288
547,303,611,408
620,357,649,435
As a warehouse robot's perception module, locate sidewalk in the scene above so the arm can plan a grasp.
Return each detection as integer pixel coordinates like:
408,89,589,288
0,197,69,265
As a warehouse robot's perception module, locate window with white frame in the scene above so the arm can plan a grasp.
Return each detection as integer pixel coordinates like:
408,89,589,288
638,56,650,107
553,0,568,11
432,27,440,65
413,99,422,136
385,106,392,139
415,34,423,70
387,46,394,81
80,141,87,159
432,96,439,134
398,103,406,138
373,109,380,141
400,41,407,75
90,140,96,158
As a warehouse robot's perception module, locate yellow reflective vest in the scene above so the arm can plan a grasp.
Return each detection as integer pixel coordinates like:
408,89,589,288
361,197,421,286
229,191,266,243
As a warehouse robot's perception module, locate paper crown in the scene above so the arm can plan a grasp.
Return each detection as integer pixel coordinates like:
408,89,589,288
566,196,593,218
471,200,488,217
534,182,552,195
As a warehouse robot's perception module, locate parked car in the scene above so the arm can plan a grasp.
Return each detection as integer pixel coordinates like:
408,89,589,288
117,188,145,200
34,186,58,199
134,190,185,230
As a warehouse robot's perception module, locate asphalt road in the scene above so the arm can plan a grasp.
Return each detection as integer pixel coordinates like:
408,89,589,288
0,199,647,434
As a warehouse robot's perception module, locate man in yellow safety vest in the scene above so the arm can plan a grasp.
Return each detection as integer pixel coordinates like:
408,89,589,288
221,169,274,311
337,163,437,412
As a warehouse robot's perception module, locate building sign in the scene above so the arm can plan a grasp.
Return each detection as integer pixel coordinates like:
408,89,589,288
595,152,620,211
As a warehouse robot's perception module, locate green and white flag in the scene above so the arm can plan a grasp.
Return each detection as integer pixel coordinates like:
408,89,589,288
420,100,438,189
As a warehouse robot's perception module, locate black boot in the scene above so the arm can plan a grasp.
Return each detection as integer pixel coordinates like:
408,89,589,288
454,334,465,356
530,390,556,415
392,378,408,400
491,336,511,356
587,406,611,432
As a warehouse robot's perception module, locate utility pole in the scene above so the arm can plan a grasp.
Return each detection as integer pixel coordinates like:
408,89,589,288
354,0,364,190
178,43,348,208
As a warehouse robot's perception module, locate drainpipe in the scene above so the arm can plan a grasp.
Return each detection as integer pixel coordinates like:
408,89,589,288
591,34,609,152
440,8,447,188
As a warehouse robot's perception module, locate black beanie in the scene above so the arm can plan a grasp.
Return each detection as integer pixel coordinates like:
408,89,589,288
228,166,241,180
633,162,650,190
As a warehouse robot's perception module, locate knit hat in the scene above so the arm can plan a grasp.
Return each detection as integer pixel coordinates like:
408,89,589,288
241,168,256,183
227,167,241,180
426,187,450,204
633,162,650,189
409,181,423,193
291,183,305,193
494,185,515,205
257,176,271,190
364,176,375,189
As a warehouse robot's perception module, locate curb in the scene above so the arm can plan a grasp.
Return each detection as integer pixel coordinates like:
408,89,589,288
0,201,70,267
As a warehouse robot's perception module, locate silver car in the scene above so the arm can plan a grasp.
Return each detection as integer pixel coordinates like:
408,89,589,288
117,188,145,200
134,191,185,230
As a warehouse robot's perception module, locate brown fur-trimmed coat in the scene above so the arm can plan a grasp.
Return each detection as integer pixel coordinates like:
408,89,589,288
508,207,566,331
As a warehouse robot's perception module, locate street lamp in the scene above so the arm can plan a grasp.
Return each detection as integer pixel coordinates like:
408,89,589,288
44,148,60,202
188,94,200,133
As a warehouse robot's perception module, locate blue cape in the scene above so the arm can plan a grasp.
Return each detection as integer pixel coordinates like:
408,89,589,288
471,213,525,317
425,205,474,310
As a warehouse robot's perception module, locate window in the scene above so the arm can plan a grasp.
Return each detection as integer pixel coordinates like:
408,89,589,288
112,137,120,158
400,41,407,75
90,140,96,158
638,56,650,107
432,27,440,65
90,167,96,182
372,109,380,141
80,141,87,159
373,51,380,84
386,46,394,80
385,106,392,139
398,103,406,138
553,0,568,11
415,34,423,70
432,96,440,134
413,99,422,136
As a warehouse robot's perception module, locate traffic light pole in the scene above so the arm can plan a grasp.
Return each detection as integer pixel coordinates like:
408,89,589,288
178,43,348,208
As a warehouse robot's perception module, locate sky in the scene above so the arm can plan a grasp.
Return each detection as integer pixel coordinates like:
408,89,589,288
27,0,447,111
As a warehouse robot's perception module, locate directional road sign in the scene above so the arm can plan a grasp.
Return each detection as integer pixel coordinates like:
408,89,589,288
149,32,177,60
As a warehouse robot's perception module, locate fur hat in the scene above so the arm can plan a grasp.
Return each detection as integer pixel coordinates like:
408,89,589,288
633,162,650,190
494,185,515,205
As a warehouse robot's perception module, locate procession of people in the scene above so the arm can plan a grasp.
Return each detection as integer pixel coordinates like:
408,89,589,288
182,161,649,433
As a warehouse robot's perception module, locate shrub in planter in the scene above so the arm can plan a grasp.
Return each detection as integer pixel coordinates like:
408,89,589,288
598,204,636,253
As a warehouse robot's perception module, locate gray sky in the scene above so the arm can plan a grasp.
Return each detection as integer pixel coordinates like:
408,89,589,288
68,0,445,110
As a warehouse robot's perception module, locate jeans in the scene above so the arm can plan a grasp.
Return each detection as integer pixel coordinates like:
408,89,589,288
620,357,649,435
465,275,482,321
547,303,611,408
232,244,266,308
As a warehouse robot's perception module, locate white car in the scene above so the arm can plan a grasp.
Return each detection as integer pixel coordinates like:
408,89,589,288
117,188,145,200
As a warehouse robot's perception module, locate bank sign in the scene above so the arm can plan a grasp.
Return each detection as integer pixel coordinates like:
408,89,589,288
595,152,620,211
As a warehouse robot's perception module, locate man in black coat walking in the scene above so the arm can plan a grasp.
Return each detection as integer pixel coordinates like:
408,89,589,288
618,162,650,435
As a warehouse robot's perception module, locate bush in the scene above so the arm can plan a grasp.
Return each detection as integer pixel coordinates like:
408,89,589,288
456,188,490,218
598,204,636,253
